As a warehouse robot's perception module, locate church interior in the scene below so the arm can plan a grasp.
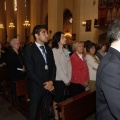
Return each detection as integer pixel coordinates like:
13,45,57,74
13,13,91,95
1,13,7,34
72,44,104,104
0,0,119,44
0,0,120,120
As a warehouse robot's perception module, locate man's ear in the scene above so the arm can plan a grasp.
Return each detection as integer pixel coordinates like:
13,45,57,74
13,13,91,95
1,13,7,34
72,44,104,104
35,34,38,39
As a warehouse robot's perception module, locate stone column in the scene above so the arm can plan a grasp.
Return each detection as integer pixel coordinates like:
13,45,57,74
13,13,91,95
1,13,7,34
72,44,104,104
30,0,43,42
72,0,81,41
48,0,63,38
6,0,15,42
0,0,6,43
17,0,26,43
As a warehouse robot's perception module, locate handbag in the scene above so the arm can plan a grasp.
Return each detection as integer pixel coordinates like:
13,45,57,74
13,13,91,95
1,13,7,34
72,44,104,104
45,94,54,117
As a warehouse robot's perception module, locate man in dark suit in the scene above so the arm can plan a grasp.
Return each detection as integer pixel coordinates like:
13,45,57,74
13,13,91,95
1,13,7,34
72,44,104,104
96,18,120,120
24,25,56,120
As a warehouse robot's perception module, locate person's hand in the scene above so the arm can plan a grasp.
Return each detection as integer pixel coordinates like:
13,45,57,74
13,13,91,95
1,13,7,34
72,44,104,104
94,59,100,64
84,81,89,87
0,62,6,67
92,67,97,71
66,82,70,86
22,65,26,72
43,81,54,91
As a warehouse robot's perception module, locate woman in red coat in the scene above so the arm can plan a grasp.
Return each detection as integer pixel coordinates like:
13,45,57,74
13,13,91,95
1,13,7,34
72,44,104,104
70,41,90,97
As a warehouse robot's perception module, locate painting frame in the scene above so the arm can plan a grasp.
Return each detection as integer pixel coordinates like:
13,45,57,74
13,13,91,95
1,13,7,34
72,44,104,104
85,20,92,32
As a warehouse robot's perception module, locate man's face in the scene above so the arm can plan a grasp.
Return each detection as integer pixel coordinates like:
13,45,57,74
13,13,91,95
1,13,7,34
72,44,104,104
36,28,49,44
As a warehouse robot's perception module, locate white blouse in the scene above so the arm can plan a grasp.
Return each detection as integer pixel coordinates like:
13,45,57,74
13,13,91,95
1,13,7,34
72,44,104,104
86,54,99,81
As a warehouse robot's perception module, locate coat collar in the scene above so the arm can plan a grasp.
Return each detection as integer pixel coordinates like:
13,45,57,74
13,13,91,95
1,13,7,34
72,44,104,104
108,47,120,60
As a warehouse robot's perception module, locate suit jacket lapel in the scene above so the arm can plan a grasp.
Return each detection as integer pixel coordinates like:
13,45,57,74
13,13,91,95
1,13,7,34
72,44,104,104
32,43,45,64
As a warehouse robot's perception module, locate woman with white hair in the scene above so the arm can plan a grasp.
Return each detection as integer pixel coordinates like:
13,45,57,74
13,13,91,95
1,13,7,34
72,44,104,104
6,38,26,105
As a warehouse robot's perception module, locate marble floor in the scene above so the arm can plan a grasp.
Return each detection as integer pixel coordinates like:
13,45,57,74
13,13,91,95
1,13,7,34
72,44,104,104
0,96,27,120
0,93,95,120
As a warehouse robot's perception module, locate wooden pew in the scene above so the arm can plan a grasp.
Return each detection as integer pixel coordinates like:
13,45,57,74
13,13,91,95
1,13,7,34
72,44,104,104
57,89,96,120
0,68,9,91
8,78,29,112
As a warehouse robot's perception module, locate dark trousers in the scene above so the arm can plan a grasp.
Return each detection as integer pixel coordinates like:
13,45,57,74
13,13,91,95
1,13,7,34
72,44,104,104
53,81,70,102
70,82,85,97
28,89,51,120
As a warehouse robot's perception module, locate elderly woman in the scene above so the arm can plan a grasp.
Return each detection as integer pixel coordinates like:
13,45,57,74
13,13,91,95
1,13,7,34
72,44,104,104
6,38,26,105
70,41,90,97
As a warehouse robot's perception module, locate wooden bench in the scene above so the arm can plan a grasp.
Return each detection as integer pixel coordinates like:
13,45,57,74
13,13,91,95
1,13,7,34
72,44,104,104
8,78,29,112
0,68,9,91
57,89,96,120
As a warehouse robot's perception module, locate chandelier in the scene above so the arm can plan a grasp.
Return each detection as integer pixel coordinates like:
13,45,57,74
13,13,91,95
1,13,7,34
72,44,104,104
0,23,4,28
23,16,30,27
23,0,30,27
9,19,15,28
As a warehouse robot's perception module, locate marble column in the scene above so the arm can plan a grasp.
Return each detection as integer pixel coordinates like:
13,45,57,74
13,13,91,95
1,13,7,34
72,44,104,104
6,0,15,42
17,0,26,43
0,0,6,43
48,0,63,38
72,0,81,41
30,0,43,42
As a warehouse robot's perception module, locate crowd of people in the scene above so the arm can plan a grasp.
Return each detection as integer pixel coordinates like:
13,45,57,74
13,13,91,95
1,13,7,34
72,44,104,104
0,22,110,120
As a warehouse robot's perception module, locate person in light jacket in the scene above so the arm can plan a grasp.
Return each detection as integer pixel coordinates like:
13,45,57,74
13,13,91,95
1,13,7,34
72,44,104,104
86,42,100,90
52,31,72,120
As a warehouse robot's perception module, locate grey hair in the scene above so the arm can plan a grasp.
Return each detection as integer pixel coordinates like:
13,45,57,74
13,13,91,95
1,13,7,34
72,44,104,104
10,38,18,46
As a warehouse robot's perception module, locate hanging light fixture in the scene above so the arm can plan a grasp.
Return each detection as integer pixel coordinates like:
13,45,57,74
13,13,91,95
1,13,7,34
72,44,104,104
23,16,30,27
9,1,15,28
23,0,30,27
9,20,15,28
0,13,4,29
82,0,86,26
0,23,4,29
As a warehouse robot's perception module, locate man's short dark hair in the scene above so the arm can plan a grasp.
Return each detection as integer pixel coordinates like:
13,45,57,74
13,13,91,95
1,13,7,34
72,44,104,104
32,25,47,40
107,18,120,44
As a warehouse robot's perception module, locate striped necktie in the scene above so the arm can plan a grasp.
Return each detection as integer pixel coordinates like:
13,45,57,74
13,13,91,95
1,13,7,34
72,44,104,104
40,46,47,64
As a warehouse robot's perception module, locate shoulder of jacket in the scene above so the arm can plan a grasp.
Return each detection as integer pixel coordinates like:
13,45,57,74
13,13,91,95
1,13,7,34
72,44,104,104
52,48,59,52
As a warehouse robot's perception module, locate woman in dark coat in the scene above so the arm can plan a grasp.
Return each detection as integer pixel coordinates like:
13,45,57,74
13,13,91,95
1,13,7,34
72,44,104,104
6,38,26,104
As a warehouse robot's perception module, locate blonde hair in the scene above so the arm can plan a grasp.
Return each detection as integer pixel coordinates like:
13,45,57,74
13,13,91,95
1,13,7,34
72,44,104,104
10,38,19,47
72,41,84,52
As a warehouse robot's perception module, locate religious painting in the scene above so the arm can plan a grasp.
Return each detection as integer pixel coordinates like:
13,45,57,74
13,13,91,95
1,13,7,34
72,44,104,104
72,34,76,40
85,20,92,32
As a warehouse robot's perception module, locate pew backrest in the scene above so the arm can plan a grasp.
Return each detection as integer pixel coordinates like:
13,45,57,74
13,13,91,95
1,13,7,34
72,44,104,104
15,78,28,97
57,90,96,120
